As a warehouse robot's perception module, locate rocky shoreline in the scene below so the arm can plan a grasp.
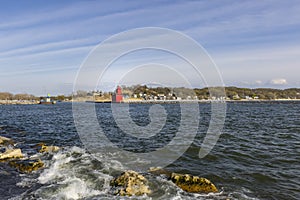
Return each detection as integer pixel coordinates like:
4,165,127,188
0,136,59,173
110,168,218,196
0,134,219,197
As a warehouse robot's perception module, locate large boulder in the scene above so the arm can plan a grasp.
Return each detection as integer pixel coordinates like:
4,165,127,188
0,148,23,161
110,170,151,196
149,167,218,193
9,159,44,173
170,173,218,193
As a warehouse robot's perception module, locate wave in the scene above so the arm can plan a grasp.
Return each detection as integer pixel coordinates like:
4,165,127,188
8,146,260,200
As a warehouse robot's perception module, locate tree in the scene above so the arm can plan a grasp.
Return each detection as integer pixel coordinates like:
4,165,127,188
0,92,13,100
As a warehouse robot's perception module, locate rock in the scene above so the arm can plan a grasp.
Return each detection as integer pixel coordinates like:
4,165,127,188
149,167,218,193
111,170,151,196
0,148,23,161
0,136,14,146
170,173,218,193
37,143,60,153
9,159,44,173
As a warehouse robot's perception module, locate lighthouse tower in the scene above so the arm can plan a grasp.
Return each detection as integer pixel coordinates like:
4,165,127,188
112,86,123,103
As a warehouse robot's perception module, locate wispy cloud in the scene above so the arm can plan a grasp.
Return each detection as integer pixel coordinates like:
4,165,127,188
0,0,300,94
0,37,96,58
269,78,288,85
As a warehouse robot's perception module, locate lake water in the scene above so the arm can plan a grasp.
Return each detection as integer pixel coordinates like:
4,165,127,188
0,102,299,200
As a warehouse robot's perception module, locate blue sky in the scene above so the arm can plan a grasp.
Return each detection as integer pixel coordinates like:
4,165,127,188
0,0,300,95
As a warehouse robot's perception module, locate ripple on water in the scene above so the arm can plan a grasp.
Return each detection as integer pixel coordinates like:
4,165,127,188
0,102,299,200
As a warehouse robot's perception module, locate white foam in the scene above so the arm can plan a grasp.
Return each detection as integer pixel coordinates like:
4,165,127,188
33,146,116,199
14,146,253,200
38,151,73,184
55,177,102,199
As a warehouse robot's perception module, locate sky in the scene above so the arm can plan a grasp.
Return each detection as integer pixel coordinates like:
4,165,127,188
0,0,300,95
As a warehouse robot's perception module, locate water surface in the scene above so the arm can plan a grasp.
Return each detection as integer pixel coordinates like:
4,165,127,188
0,102,299,200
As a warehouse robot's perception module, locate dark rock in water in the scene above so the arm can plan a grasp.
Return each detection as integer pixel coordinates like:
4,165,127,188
110,170,151,196
0,148,23,161
36,143,60,153
170,173,218,193
9,159,44,173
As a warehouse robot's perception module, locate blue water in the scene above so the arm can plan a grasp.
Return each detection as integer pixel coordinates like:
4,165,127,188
0,102,299,200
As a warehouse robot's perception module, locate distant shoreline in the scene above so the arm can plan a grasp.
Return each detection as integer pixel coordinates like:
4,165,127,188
1,99,300,105
83,99,300,104
0,100,39,105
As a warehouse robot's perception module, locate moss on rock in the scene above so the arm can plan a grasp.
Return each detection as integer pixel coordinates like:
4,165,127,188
111,170,151,196
0,148,23,161
0,136,14,146
9,159,44,173
37,143,60,153
171,173,218,193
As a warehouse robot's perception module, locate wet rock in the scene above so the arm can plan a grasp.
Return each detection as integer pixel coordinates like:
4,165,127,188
111,170,151,196
149,167,218,193
0,136,14,146
0,148,23,161
170,173,218,193
37,143,60,153
9,159,44,173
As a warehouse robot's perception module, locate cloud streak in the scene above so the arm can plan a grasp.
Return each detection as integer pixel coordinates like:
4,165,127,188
0,0,300,94
269,78,288,85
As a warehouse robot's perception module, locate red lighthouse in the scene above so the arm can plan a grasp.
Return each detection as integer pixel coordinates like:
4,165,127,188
112,86,123,103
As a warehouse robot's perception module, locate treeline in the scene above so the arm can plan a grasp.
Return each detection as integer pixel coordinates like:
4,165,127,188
122,85,300,100
0,92,38,100
195,87,300,100
223,87,300,100
73,90,112,98
0,92,73,101
51,95,73,101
